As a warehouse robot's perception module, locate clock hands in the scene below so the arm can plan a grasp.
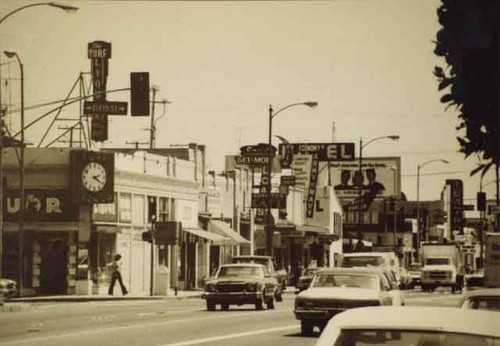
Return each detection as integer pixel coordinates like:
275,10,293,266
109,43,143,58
93,175,103,184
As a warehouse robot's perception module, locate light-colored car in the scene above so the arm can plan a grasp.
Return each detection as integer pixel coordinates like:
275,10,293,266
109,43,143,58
406,263,422,289
341,252,401,286
296,267,323,292
294,267,403,336
0,278,17,300
460,288,500,311
202,263,279,311
316,306,500,346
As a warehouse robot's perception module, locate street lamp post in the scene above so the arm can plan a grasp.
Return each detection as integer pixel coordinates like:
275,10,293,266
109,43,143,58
4,51,25,296
415,158,449,259
266,102,317,256
0,2,78,25
357,135,399,236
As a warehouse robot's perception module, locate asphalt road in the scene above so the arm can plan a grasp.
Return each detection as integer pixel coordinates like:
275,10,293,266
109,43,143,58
0,289,465,346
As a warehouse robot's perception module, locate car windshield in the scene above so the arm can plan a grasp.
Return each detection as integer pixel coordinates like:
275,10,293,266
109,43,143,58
233,258,272,272
466,297,500,311
426,258,451,265
343,256,385,267
217,266,263,278
311,274,378,290
333,329,500,345
303,268,319,276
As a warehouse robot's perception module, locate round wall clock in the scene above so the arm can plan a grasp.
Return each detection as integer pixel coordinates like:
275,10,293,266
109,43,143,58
81,161,107,192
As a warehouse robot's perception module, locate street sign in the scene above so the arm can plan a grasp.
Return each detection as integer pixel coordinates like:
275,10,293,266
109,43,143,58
459,204,475,211
251,193,287,209
234,155,271,166
278,142,355,162
240,143,276,156
84,101,128,115
280,175,296,186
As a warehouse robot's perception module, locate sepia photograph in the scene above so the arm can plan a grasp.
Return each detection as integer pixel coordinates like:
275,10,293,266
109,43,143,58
0,0,499,345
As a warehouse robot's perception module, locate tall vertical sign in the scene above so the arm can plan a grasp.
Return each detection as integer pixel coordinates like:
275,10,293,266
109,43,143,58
446,179,464,235
88,41,112,142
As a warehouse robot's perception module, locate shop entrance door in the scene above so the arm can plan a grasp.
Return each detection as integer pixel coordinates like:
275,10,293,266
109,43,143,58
39,237,68,295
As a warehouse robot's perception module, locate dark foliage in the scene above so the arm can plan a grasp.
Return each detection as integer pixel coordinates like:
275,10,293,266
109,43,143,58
434,0,499,178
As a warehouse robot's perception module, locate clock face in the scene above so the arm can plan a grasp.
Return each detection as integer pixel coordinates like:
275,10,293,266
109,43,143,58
81,162,107,192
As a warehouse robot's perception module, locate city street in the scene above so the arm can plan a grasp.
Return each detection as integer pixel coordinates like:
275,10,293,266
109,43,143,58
0,289,465,346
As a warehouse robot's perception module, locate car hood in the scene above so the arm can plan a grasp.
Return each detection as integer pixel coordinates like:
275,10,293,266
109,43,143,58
298,287,379,300
422,265,455,271
0,278,16,285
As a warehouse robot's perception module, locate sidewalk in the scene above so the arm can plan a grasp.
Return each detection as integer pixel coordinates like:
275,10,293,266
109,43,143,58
1,286,297,312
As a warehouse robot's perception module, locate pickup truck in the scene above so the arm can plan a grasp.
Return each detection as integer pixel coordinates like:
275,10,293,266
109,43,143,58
231,255,287,301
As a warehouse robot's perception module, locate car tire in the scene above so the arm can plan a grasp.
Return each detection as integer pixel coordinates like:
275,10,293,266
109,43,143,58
301,320,314,336
206,300,216,311
255,297,264,310
266,296,275,309
221,303,229,311
275,291,283,302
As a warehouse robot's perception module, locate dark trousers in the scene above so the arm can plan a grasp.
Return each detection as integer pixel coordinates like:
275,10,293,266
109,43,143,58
108,270,128,295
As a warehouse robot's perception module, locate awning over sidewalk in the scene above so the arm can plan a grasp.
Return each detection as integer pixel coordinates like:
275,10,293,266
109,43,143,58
183,227,231,245
209,220,250,244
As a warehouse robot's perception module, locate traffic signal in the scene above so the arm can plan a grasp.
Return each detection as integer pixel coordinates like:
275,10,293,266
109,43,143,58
130,72,150,116
148,196,157,223
142,231,152,243
477,192,486,211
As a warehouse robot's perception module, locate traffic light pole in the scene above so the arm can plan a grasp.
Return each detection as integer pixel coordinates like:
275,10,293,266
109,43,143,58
150,220,155,296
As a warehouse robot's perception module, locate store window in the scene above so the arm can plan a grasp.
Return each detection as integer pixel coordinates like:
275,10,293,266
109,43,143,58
159,197,170,222
119,193,132,223
89,232,116,285
132,194,145,226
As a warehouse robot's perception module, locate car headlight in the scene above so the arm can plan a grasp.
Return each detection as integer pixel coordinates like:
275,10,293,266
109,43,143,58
245,283,257,292
205,283,216,292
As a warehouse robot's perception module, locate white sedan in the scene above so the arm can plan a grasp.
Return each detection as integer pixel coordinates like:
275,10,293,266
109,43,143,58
294,267,403,336
316,306,500,346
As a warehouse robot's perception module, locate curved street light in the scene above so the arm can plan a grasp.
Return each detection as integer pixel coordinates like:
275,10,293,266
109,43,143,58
357,135,400,231
265,101,318,256
3,51,25,296
0,2,78,25
416,158,449,258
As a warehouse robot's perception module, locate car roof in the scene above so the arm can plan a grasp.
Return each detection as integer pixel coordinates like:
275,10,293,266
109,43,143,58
220,263,265,268
315,267,384,275
326,306,500,337
463,288,500,298
343,252,392,258
232,256,272,260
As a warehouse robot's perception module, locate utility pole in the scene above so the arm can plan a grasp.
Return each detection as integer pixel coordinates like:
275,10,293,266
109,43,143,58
149,87,157,149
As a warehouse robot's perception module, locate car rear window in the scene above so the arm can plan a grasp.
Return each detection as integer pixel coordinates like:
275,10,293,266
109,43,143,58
312,274,378,290
334,329,500,345
217,266,263,278
467,297,500,311
343,256,384,267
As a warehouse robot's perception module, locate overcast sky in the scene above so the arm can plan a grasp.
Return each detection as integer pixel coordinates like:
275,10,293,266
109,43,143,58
0,0,495,207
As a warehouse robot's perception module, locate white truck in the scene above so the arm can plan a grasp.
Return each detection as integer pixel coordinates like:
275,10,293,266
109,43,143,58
484,232,500,288
420,242,464,293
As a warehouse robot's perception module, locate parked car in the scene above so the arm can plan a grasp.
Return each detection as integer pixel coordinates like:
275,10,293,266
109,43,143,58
231,255,287,300
465,268,485,288
460,288,500,311
202,263,279,311
296,267,323,292
294,267,403,336
0,278,17,300
316,306,500,346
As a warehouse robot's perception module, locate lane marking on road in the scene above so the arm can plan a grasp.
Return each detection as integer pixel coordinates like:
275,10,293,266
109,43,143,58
158,325,298,346
0,309,290,345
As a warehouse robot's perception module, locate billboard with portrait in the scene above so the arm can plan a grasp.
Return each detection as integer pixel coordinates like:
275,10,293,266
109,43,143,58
327,157,401,202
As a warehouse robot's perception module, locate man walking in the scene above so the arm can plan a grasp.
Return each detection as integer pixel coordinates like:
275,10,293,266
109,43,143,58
108,254,128,295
